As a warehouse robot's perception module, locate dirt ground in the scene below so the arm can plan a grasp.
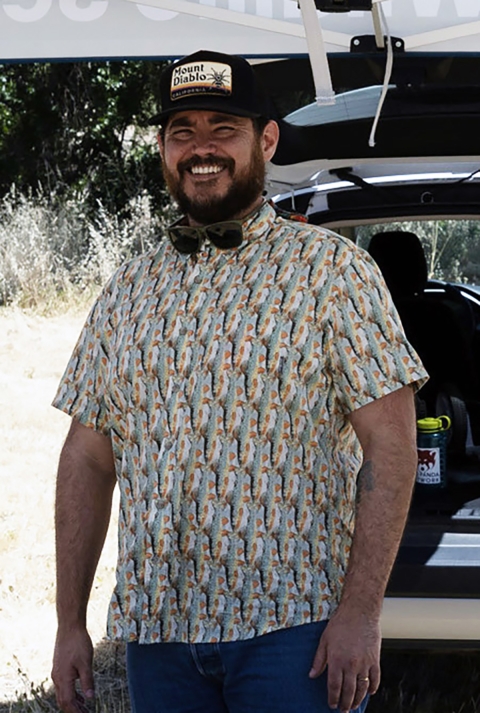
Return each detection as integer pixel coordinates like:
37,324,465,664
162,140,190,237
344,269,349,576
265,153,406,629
0,305,119,701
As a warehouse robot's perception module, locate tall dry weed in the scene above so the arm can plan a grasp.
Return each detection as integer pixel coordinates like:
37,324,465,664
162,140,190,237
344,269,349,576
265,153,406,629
0,187,71,308
0,187,175,311
81,192,169,287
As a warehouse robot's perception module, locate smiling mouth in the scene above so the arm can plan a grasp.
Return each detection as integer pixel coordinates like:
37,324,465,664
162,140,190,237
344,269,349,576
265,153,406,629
189,165,224,176
179,155,234,179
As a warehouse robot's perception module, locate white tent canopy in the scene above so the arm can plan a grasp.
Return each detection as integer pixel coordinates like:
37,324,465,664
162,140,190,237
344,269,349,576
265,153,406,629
0,0,479,62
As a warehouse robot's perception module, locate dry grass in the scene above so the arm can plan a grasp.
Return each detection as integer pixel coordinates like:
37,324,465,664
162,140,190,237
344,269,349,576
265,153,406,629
0,303,122,708
1,305,480,713
0,640,129,713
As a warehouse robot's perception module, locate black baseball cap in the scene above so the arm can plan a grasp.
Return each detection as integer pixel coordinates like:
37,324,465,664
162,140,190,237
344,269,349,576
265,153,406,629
150,50,271,126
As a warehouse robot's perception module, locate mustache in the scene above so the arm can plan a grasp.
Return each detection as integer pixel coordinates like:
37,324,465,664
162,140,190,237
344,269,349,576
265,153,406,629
177,154,235,176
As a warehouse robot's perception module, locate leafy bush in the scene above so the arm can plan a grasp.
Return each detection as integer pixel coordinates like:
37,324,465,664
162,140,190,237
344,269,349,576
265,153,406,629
0,62,167,216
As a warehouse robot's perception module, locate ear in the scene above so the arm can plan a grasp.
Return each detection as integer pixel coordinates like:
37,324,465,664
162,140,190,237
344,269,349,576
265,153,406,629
157,132,165,160
260,120,280,162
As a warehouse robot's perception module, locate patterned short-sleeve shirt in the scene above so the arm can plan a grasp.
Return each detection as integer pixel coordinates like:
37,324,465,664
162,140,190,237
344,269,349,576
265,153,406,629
53,201,428,644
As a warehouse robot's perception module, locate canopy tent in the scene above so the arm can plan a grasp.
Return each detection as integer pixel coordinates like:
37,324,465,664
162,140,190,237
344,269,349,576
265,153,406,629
3,0,479,197
0,0,479,63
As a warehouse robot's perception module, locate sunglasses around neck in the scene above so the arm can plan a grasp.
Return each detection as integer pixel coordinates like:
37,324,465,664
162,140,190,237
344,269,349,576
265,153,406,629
167,220,243,255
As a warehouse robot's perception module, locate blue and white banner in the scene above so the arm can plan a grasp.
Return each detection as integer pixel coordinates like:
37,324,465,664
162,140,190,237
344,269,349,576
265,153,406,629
0,0,478,62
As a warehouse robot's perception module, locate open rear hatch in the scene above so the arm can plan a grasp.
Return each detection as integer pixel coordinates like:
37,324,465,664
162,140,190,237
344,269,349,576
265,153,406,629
262,54,480,632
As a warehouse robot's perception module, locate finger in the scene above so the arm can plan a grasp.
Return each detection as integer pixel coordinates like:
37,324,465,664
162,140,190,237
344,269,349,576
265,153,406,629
79,665,95,702
368,662,381,695
54,676,89,713
72,690,91,713
336,669,357,713
308,636,328,678
53,670,74,712
351,675,371,711
327,666,344,711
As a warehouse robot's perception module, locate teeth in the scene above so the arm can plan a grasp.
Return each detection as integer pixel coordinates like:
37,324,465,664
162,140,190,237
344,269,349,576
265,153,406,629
191,165,223,175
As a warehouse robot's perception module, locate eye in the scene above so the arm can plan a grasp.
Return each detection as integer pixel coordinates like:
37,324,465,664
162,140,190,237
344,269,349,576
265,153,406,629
214,125,236,136
169,128,194,140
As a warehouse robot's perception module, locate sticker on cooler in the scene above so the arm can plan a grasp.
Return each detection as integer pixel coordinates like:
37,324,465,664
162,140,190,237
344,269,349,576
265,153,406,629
416,447,441,484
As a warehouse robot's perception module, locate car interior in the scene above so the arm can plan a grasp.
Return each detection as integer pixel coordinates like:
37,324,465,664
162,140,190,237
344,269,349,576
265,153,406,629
258,43,480,612
259,50,480,517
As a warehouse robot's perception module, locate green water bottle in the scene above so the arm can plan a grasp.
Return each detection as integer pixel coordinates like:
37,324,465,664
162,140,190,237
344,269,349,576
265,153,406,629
416,416,451,489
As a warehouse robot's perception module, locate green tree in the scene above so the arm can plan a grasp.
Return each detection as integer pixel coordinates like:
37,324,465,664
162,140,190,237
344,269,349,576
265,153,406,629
0,60,169,216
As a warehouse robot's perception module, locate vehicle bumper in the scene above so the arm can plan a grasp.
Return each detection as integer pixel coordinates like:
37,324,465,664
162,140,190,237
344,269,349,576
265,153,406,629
381,596,480,648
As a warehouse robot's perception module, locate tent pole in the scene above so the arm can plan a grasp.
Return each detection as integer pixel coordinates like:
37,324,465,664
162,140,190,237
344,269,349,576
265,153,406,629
297,0,335,105
405,20,480,50
371,0,385,49
122,0,350,47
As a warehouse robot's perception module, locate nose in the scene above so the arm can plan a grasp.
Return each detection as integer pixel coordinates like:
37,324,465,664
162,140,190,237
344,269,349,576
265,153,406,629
191,128,217,156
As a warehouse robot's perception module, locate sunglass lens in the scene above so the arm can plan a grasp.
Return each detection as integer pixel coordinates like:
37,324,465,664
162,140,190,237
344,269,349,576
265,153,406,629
221,229,243,248
207,224,242,249
168,229,199,254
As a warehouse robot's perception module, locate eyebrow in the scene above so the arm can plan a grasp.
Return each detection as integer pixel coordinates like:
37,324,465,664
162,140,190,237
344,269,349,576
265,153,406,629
167,113,245,130
208,114,244,126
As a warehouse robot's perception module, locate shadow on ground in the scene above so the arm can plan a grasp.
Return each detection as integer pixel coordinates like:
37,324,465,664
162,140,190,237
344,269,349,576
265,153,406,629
2,642,479,712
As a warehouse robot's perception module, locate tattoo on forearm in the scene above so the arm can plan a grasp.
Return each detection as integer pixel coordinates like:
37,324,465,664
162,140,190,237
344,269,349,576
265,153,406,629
356,459,376,503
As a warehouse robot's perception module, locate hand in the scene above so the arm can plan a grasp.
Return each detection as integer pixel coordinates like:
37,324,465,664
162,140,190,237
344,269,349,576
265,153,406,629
51,627,95,713
309,607,381,712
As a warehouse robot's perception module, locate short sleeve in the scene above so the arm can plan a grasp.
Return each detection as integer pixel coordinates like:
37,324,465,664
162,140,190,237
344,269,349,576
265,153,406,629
52,293,111,434
325,243,429,413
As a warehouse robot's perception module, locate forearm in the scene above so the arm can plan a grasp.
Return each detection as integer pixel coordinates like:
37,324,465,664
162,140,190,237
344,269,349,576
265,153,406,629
340,445,416,617
309,387,417,711
55,421,116,630
340,385,417,617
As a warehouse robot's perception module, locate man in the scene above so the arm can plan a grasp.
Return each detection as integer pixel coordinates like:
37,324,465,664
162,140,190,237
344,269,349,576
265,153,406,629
51,50,428,713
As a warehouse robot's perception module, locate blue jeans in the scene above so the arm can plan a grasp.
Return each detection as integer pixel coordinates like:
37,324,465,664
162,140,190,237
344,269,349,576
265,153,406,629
127,621,369,713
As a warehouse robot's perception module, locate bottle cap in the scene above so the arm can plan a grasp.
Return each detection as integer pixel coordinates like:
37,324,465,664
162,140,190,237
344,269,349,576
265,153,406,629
417,415,451,432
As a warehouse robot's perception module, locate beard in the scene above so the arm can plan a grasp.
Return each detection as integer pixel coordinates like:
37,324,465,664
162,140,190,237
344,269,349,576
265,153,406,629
163,139,266,225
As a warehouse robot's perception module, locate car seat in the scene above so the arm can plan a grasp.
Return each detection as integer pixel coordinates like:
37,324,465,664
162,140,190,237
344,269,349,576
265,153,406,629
367,230,478,423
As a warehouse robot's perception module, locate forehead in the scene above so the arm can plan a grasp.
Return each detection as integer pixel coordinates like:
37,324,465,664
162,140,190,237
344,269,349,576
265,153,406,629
165,110,252,130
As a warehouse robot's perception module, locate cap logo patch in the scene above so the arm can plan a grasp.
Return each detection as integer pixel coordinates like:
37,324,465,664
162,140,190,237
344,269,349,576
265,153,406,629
171,61,233,101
